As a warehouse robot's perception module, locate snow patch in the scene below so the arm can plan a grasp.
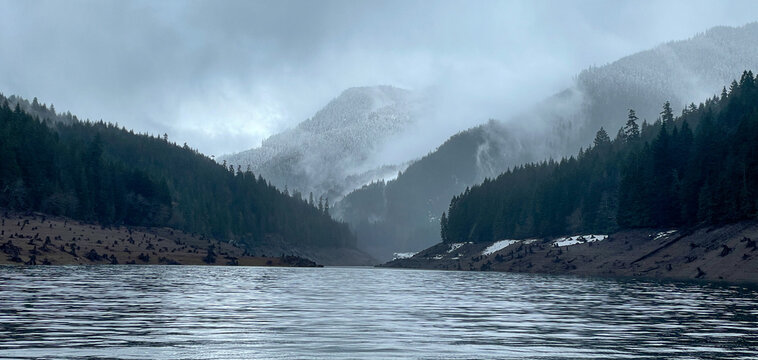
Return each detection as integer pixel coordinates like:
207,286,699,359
523,239,539,245
553,234,608,247
482,240,519,255
447,242,466,253
654,230,677,241
393,252,417,260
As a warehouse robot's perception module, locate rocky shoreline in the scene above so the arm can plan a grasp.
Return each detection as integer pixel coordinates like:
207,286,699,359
381,222,758,284
0,210,323,267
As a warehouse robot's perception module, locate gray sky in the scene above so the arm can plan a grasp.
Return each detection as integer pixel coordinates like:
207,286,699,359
1,0,756,156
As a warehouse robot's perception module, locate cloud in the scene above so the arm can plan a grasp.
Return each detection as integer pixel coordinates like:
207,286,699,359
1,0,756,156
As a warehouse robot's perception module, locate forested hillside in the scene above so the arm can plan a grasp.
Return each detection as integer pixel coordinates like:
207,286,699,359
442,71,758,243
0,98,356,251
337,23,758,261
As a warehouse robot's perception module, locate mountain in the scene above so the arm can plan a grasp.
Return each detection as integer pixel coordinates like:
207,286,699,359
443,71,758,243
381,72,758,283
220,85,417,200
0,94,372,265
337,23,758,261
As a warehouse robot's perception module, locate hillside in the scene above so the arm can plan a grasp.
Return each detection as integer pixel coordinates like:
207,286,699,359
0,211,320,266
0,96,371,265
220,86,417,200
337,23,758,261
443,72,758,243
384,71,758,283
382,224,758,284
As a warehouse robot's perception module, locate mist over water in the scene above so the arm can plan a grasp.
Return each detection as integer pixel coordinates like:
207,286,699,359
2,266,757,359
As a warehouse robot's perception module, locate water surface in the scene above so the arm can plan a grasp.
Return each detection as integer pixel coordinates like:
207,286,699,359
1,266,757,359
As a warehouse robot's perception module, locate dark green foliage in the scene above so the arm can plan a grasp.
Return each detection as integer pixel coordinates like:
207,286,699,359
443,71,758,243
660,101,674,125
593,127,611,147
0,99,355,249
338,125,498,258
623,109,640,141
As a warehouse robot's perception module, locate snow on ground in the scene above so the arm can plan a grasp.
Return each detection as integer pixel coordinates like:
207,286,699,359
522,239,539,245
482,240,519,255
654,230,677,241
553,235,608,247
447,243,467,253
393,252,417,260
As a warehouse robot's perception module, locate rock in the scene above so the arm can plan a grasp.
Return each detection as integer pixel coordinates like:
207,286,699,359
85,249,103,262
1,240,22,261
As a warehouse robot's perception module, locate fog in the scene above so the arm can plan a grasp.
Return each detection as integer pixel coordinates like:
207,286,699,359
1,0,756,157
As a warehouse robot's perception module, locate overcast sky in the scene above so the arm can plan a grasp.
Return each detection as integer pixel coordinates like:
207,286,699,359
1,0,756,156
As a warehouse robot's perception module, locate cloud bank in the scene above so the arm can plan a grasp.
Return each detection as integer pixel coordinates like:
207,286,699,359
1,0,756,156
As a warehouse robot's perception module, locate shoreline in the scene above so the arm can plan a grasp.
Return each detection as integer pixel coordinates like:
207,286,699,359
381,222,758,284
0,210,321,267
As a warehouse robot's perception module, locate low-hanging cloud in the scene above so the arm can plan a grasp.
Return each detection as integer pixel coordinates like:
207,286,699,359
1,0,756,157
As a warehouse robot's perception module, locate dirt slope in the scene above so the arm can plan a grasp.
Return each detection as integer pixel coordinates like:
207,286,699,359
0,210,320,267
382,222,758,284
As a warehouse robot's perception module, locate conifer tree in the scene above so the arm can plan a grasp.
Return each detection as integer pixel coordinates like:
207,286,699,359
661,101,674,124
623,109,640,141
440,212,449,242
593,127,611,147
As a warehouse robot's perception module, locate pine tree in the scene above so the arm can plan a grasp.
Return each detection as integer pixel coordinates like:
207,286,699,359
593,127,611,147
440,212,449,243
624,109,640,141
661,101,674,125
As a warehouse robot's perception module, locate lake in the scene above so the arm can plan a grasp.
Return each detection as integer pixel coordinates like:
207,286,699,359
1,266,757,359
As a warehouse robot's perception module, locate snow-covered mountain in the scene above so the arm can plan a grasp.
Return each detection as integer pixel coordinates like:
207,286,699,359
219,86,417,199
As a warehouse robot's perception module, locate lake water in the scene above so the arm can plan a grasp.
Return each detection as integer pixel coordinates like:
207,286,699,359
1,266,757,359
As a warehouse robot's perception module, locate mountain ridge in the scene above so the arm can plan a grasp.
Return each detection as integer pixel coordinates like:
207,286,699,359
338,22,758,262
220,85,418,200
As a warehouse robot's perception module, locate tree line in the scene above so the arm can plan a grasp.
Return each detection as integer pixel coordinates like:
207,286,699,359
442,71,758,243
0,100,355,249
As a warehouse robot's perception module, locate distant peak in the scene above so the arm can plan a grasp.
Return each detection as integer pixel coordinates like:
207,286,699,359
337,85,410,99
341,85,406,93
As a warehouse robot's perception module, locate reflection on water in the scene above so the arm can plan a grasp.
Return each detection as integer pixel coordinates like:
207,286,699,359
1,266,757,359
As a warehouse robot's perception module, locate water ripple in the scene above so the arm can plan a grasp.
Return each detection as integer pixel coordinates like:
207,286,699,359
1,266,757,359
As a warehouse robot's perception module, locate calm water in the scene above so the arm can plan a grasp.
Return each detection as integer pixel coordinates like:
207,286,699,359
1,266,757,359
